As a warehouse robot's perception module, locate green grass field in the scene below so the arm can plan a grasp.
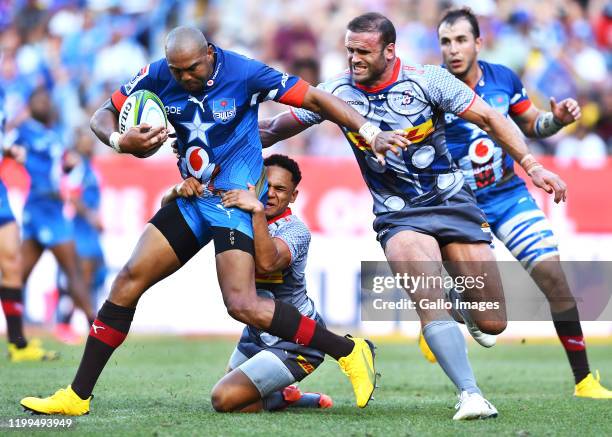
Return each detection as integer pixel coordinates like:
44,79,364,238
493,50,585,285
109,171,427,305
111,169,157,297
2,336,611,436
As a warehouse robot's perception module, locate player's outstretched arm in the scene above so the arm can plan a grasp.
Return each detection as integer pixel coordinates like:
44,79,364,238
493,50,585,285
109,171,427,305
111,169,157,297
259,113,309,148
300,86,411,164
512,97,582,139
90,99,168,158
221,186,291,274
460,96,567,203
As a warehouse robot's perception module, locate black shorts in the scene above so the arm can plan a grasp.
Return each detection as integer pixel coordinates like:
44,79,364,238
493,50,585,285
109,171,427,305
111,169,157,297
374,185,493,250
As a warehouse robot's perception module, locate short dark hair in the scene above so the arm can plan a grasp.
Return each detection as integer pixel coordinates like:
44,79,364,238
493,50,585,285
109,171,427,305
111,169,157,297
264,154,302,186
347,12,396,48
438,7,481,39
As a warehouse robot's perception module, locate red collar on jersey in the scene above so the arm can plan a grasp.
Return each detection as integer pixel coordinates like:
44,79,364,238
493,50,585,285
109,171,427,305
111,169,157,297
354,58,401,94
267,207,292,225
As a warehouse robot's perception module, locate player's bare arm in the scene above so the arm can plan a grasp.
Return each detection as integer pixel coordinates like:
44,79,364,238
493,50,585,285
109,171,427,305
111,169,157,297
221,185,291,274
90,99,168,158
460,97,567,203
160,177,204,206
259,114,308,148
298,86,412,163
513,97,582,139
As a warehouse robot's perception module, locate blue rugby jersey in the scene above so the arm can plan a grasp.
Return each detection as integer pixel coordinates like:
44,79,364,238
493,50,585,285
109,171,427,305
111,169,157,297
445,61,532,206
14,119,65,202
111,45,309,193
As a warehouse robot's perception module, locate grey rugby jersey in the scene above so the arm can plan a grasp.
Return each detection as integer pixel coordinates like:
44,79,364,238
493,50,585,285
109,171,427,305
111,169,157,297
292,59,476,213
255,209,315,316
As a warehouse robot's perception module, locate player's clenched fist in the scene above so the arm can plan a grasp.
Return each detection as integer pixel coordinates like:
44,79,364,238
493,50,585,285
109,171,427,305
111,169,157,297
174,177,204,198
221,184,264,213
118,124,168,157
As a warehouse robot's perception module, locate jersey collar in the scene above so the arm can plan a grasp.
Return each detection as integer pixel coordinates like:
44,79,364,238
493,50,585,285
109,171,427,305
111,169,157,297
354,58,401,94
203,44,224,91
267,207,292,225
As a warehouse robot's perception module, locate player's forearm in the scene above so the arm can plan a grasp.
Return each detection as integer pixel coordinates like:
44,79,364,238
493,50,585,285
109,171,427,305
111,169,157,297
258,113,307,148
160,185,179,207
252,209,282,274
90,102,119,148
303,89,366,132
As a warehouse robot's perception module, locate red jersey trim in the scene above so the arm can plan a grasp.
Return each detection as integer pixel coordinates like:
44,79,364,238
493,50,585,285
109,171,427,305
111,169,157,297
355,58,401,94
289,107,306,126
267,207,292,225
111,90,128,112
279,79,310,107
510,99,532,116
458,92,477,116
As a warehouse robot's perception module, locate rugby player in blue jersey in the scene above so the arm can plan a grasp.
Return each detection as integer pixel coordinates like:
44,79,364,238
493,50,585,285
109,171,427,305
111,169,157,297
0,86,57,362
258,12,568,419
21,26,409,415
436,7,611,399
165,155,333,412
55,129,107,344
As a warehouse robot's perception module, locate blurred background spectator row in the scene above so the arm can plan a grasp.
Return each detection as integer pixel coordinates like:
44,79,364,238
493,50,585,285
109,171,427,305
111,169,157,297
1,0,610,166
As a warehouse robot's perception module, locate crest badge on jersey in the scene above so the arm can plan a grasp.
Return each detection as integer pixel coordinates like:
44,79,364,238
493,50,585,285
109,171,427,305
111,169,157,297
212,98,237,124
124,64,150,95
487,93,509,115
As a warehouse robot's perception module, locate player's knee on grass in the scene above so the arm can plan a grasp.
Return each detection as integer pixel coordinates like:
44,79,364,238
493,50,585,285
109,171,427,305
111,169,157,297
211,380,257,413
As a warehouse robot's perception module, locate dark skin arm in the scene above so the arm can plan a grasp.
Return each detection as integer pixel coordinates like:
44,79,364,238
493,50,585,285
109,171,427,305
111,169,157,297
288,86,411,164
90,99,168,158
221,186,291,274
460,96,567,203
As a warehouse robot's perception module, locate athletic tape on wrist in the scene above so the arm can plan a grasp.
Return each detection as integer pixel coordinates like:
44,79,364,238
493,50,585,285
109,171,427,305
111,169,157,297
109,132,122,153
534,112,563,138
359,122,382,145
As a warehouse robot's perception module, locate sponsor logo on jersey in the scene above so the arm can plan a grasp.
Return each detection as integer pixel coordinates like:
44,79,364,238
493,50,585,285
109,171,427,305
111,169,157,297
255,271,283,284
212,98,237,124
296,355,315,374
281,72,289,88
124,64,150,95
468,138,495,164
185,146,217,182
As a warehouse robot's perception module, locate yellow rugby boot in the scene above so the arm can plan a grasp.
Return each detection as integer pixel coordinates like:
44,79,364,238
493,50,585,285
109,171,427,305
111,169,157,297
574,371,612,399
8,341,59,362
21,386,91,415
418,330,437,363
337,336,378,408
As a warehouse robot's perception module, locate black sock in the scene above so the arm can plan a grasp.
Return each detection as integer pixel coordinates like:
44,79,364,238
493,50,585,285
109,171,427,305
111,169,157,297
71,300,134,399
268,300,354,360
56,286,74,325
552,306,590,384
0,286,27,348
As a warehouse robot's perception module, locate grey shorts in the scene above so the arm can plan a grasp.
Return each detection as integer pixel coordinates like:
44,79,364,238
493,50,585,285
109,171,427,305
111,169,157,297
228,316,325,397
374,185,493,249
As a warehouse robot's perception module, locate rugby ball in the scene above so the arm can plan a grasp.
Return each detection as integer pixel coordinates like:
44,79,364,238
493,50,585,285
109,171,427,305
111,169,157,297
118,90,167,134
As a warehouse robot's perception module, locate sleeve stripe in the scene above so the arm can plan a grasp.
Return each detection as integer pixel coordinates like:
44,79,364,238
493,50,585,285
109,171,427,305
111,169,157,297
510,99,532,115
289,107,306,126
457,91,477,116
278,79,310,107
111,90,128,112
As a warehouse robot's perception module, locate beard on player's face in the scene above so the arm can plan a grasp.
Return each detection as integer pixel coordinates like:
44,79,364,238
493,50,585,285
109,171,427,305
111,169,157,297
350,51,387,85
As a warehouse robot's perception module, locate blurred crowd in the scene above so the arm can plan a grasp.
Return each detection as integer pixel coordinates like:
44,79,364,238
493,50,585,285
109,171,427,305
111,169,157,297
0,0,611,166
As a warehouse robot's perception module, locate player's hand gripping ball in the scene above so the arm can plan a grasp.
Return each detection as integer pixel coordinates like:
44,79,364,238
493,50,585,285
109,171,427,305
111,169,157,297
119,90,168,157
